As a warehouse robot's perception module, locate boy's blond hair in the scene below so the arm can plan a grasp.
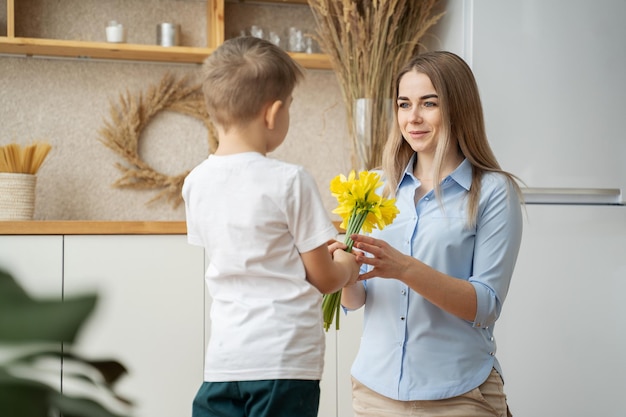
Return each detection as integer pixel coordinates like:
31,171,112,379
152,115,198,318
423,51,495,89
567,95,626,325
201,36,304,131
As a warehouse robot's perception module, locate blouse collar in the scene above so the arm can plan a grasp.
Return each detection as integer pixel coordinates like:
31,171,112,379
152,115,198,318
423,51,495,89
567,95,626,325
399,153,472,192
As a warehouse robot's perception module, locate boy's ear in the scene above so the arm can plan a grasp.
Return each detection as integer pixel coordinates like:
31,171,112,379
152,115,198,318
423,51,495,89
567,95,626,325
264,100,283,130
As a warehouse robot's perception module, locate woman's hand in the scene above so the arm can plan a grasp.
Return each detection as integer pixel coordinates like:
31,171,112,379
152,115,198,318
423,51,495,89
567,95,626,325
351,234,411,281
351,234,478,321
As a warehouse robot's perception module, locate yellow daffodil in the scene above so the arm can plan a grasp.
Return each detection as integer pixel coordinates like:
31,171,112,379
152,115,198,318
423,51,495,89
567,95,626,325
323,170,399,331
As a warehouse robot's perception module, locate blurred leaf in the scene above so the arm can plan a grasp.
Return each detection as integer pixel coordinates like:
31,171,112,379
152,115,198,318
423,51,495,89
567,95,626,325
0,268,134,417
0,373,50,417
0,269,31,305
52,393,131,417
80,358,129,386
0,269,97,343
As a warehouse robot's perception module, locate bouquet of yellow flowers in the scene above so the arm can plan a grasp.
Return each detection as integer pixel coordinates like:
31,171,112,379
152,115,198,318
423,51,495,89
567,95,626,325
323,170,399,331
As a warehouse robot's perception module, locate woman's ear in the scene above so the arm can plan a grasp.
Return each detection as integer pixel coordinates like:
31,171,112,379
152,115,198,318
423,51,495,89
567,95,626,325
264,100,283,130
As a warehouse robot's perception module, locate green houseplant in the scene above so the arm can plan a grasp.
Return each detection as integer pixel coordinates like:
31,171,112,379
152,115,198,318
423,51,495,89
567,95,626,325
0,268,133,417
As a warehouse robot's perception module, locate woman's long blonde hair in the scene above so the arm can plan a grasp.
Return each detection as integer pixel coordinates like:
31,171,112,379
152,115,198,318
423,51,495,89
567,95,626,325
381,51,522,227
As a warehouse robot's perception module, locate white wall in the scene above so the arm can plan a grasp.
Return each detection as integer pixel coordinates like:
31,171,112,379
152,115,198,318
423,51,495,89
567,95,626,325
472,0,626,194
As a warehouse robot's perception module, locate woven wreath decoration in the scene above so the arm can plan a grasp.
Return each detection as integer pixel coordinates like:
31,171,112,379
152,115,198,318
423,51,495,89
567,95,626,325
99,72,217,208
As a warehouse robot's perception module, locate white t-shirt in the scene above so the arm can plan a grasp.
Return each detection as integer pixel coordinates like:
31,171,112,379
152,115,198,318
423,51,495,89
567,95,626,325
182,152,337,381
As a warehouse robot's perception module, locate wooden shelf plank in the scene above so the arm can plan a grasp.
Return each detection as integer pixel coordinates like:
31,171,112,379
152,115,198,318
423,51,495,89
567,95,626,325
291,51,333,70
0,37,332,68
0,220,343,235
208,0,225,48
0,221,188,235
7,0,15,37
0,37,213,64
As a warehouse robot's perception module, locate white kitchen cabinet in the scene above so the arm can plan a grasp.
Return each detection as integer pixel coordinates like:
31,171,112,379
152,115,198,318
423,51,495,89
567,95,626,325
0,235,64,391
335,308,363,417
318,311,363,417
0,232,205,416
63,234,205,417
0,235,63,298
496,205,626,417
320,328,338,417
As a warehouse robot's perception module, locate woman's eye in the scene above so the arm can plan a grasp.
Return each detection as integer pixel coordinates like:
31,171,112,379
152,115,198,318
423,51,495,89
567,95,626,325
398,102,410,109
423,101,437,108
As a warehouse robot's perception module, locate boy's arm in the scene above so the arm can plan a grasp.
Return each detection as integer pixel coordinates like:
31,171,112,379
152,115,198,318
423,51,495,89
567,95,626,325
301,245,359,294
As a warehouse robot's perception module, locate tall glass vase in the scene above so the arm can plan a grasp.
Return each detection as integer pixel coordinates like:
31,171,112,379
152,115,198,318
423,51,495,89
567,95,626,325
352,98,393,171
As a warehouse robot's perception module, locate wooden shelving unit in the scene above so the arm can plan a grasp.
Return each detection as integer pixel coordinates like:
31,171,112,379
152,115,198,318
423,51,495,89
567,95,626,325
0,0,331,69
0,37,214,64
0,220,343,235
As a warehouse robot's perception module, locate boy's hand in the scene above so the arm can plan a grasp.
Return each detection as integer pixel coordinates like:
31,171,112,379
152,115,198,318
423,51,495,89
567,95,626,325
331,248,360,286
326,239,347,256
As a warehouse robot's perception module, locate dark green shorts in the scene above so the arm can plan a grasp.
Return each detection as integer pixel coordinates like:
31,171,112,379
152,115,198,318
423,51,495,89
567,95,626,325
192,379,320,417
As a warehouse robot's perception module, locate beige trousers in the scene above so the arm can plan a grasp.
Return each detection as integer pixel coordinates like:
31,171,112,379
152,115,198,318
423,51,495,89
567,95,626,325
352,369,513,417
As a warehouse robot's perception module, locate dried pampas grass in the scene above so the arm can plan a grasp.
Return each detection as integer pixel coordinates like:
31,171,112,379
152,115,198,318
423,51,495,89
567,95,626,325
98,73,217,208
308,0,444,170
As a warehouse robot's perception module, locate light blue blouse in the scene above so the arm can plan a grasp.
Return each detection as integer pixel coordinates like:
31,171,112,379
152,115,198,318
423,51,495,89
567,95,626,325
349,156,523,401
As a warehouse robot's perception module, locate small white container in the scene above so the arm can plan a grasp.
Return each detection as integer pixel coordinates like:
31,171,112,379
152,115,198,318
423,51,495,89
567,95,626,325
157,23,180,47
106,21,126,43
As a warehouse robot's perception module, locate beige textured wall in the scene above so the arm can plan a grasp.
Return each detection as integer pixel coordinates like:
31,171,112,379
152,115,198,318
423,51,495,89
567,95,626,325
0,0,351,221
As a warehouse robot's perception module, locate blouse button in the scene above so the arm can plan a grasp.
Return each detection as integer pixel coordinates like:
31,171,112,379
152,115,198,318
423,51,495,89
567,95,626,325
400,316,405,321
401,289,406,295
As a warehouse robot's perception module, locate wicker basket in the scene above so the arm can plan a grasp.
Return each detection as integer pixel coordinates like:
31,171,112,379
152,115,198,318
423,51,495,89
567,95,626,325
0,173,37,220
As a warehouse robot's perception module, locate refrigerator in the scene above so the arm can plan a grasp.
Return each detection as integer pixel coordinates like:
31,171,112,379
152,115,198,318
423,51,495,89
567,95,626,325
469,1,626,416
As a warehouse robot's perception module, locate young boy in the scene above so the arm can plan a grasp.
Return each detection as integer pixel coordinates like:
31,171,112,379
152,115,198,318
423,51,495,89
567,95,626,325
182,36,360,417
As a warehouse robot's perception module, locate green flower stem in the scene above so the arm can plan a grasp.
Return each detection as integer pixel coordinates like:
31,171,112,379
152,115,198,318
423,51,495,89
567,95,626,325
322,290,342,331
322,208,369,331
344,209,368,252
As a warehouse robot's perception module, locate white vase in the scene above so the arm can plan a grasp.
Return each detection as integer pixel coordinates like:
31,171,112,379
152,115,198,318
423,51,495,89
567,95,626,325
352,98,394,171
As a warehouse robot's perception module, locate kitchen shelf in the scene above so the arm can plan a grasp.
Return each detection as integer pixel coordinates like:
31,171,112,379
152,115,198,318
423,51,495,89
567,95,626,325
0,220,343,235
0,221,188,235
0,36,332,68
0,0,331,69
0,37,215,64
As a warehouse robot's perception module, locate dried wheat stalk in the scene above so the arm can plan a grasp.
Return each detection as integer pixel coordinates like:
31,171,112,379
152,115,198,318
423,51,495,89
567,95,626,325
308,0,444,169
98,73,217,208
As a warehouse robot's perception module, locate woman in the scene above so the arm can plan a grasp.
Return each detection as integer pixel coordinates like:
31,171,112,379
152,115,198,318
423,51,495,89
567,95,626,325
342,51,523,417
